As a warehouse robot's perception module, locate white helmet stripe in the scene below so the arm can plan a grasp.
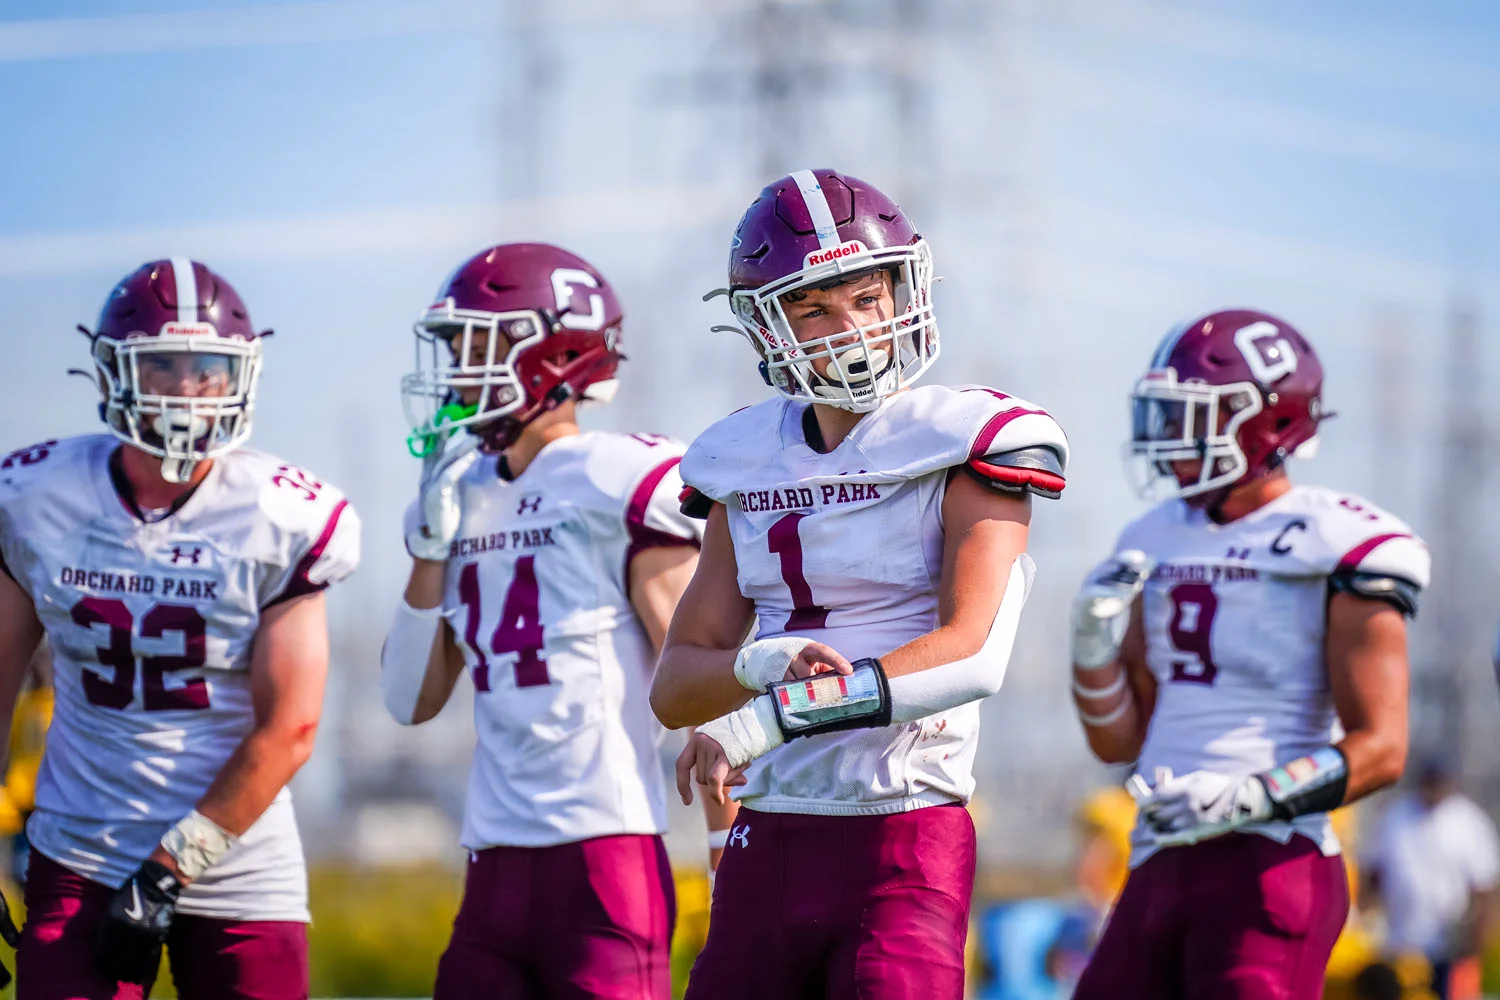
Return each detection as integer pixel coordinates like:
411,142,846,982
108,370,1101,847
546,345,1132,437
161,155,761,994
790,169,841,249
170,256,198,324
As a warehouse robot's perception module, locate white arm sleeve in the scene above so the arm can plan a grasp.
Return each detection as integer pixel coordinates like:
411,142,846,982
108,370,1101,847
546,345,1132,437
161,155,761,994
381,600,444,725
887,554,1034,724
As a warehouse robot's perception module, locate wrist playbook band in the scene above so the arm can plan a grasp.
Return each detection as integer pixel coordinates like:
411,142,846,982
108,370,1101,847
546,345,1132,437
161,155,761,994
767,658,892,739
1255,746,1349,820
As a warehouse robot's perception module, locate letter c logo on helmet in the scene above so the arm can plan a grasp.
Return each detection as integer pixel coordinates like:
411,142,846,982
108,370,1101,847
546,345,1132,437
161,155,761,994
551,268,606,332
1233,321,1299,384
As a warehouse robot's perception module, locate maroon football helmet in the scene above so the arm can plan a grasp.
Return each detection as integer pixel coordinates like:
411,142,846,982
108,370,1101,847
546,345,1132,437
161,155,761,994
1131,309,1326,504
715,169,937,413
403,243,624,454
89,258,265,483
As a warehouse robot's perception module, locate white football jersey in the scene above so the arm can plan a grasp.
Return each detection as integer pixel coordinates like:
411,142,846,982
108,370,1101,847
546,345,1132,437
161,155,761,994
0,435,360,921
1120,484,1430,866
406,431,702,850
681,385,1068,816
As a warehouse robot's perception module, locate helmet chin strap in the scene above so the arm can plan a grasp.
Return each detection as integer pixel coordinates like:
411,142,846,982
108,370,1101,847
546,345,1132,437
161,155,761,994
808,342,897,409
158,455,198,485
152,411,211,485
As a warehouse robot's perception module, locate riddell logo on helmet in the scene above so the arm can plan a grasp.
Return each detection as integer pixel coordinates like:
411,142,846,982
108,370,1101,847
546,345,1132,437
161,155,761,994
160,322,215,337
803,240,869,267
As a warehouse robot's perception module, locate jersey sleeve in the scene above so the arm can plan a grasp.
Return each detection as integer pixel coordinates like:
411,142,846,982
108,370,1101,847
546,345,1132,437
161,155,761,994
625,455,703,565
1333,531,1430,589
259,486,362,609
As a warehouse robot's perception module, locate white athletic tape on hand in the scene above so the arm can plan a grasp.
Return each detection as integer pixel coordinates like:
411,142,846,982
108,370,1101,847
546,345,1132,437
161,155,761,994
160,809,238,881
733,636,813,692
706,829,731,851
696,696,784,769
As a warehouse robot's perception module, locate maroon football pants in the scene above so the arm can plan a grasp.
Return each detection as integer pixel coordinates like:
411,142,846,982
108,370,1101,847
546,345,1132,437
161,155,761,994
1073,833,1349,1000
16,850,308,1000
685,804,977,1000
433,833,675,1000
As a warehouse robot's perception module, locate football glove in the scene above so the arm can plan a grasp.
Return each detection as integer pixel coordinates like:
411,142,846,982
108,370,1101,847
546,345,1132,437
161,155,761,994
406,433,482,562
1128,767,1271,849
1071,550,1155,668
96,860,183,985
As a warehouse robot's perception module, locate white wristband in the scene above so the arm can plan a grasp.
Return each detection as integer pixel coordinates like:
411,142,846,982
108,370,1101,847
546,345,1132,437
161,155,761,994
697,696,784,769
707,829,730,851
1078,697,1132,728
160,809,238,880
382,600,445,724
1072,669,1127,701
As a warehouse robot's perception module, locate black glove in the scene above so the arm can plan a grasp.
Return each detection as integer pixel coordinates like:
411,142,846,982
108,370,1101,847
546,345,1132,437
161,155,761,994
0,889,20,989
95,860,182,985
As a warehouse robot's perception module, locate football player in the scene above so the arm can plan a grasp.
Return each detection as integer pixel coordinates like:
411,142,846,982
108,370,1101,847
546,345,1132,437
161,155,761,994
381,243,710,999
0,259,360,999
650,169,1068,999
1069,311,1428,1000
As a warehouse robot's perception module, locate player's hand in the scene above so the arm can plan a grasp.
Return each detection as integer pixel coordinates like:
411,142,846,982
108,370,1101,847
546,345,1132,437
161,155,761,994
676,731,751,807
406,433,482,562
733,636,853,692
1128,767,1270,848
95,860,183,985
0,889,20,989
1071,550,1155,668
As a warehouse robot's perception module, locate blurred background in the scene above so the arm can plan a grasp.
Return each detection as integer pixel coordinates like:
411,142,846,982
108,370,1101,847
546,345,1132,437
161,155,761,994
2,0,1499,996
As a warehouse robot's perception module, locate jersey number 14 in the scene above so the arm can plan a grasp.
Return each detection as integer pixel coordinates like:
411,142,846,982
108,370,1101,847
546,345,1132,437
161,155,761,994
457,557,549,692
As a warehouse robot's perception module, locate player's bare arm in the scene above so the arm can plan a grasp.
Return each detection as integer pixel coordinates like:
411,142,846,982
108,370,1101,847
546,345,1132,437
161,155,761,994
1325,591,1409,802
0,571,43,767
627,540,743,862
879,471,1030,677
652,505,780,730
148,590,330,884
1073,598,1158,765
628,544,700,655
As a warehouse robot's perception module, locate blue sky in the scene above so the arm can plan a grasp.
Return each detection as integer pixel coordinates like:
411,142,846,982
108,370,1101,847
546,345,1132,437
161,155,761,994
2,0,1497,858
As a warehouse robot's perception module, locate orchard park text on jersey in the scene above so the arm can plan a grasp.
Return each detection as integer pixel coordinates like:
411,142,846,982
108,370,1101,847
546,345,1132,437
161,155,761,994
451,526,559,559
60,567,218,600
736,482,882,513
1151,563,1261,584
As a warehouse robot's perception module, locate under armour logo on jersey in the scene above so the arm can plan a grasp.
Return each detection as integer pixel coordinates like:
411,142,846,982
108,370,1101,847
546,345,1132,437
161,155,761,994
728,824,751,849
169,546,203,565
516,495,543,515
1225,546,1250,560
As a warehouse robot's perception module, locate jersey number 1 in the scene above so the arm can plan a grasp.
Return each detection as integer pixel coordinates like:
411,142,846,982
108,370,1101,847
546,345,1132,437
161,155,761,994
768,513,829,630
458,557,549,692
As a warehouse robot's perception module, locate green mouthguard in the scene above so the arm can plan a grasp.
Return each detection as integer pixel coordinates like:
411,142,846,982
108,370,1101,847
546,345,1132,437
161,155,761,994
407,401,478,458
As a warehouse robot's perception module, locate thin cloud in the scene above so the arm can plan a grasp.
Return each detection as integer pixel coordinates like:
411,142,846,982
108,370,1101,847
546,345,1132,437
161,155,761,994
0,184,745,277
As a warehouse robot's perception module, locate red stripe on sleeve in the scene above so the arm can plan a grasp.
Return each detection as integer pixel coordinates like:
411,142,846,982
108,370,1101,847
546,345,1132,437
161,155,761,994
264,499,349,609
1335,532,1411,575
969,407,1050,459
624,457,701,594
